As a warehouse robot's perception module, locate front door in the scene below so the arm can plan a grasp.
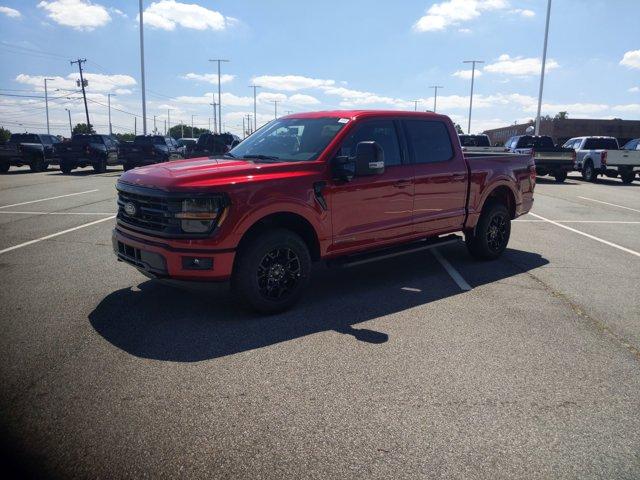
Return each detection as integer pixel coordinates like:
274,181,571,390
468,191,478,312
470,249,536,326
329,118,414,254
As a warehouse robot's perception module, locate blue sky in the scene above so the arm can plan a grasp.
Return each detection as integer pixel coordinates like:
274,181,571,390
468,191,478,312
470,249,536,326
0,0,638,137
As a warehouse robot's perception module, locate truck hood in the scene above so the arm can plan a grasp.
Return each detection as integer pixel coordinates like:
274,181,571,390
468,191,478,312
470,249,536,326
119,156,320,190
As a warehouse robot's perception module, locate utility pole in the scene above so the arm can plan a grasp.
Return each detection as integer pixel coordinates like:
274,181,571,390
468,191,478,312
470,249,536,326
138,0,147,135
65,108,72,136
209,59,229,135
167,109,171,137
153,115,157,133
191,114,195,138
463,60,484,134
164,119,166,135
271,100,279,119
70,58,90,130
429,86,443,112
246,114,252,136
44,78,54,134
210,93,217,134
412,100,419,111
535,0,552,135
249,84,260,133
242,116,246,139
181,123,184,138
107,93,116,135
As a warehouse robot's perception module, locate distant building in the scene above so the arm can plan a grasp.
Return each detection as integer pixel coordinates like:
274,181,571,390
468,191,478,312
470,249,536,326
483,118,640,146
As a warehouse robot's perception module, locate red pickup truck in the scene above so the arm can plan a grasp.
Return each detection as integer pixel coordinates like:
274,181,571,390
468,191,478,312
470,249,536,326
113,111,534,312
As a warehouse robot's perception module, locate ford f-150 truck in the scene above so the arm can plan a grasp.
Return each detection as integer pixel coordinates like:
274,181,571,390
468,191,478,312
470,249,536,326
113,111,535,312
563,136,639,184
120,135,184,171
58,134,120,174
0,133,62,173
505,135,575,183
458,134,508,153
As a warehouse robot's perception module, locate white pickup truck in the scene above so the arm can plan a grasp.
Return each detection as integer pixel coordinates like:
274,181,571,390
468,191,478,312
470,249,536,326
563,136,640,184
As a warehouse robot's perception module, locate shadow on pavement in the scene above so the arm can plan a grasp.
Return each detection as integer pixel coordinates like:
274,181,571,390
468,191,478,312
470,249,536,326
90,246,548,362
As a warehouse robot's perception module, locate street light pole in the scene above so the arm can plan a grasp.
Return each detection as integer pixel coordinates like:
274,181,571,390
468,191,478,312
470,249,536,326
429,85,443,112
191,114,195,138
249,84,260,133
65,108,72,136
44,78,54,134
167,109,171,137
138,0,147,135
107,93,116,135
463,60,484,134
210,93,217,134
535,0,552,135
271,100,279,119
412,100,419,111
209,59,229,134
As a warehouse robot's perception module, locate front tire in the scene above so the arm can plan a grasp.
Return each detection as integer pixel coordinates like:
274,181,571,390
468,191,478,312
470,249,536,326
466,201,511,260
232,229,311,314
620,170,636,184
29,156,45,172
0,162,9,173
60,162,73,174
93,158,107,173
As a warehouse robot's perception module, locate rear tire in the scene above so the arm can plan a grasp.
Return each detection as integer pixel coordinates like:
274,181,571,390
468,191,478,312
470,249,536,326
466,201,511,260
620,171,636,184
0,162,9,173
232,229,311,314
582,160,597,182
93,158,107,173
60,162,73,174
554,170,567,183
29,156,45,173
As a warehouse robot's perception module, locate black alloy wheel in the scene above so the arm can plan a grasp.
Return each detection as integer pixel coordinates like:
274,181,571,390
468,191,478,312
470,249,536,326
257,247,302,300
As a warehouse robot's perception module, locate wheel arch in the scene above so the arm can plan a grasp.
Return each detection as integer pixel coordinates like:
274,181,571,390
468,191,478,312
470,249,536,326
480,184,517,219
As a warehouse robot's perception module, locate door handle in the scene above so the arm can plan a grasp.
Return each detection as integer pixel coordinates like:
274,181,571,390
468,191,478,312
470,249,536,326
394,179,412,188
452,174,466,181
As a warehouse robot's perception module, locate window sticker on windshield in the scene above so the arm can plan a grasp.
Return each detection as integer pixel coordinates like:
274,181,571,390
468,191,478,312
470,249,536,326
338,118,349,124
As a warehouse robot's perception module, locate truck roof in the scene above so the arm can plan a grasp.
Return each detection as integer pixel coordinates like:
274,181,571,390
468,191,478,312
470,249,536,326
281,110,448,121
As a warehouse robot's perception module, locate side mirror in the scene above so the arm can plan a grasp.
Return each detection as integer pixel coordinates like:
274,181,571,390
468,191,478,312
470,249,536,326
355,141,384,176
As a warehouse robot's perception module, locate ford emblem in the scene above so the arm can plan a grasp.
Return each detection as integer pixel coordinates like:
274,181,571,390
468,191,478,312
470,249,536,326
124,201,137,216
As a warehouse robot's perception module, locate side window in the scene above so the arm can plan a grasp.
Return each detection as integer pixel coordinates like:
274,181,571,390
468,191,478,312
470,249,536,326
339,120,402,166
41,135,52,145
403,120,453,164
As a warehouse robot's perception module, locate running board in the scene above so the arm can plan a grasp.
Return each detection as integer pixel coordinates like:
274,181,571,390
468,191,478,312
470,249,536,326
327,234,463,268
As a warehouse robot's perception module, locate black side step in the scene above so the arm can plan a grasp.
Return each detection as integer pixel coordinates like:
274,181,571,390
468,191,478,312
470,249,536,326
327,234,463,268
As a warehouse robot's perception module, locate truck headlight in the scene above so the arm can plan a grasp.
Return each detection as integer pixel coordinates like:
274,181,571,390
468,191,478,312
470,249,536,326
175,197,227,233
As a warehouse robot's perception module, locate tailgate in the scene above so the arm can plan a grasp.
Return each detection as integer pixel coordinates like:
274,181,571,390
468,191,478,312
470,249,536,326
606,150,640,167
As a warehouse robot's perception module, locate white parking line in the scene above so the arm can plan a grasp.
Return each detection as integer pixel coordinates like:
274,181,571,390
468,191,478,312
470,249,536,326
577,196,640,214
0,210,116,216
432,249,472,291
0,215,116,255
516,220,640,224
529,212,640,258
0,189,99,210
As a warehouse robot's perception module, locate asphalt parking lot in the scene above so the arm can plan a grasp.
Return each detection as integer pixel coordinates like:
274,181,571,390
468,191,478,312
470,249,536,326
1,167,639,479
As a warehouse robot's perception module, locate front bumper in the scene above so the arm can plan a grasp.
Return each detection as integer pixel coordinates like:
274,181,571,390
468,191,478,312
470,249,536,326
112,228,235,281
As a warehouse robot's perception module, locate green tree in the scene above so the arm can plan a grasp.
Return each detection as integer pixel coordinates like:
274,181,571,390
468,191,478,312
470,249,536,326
453,123,464,134
0,126,11,143
115,133,135,142
72,123,96,135
554,111,568,120
168,123,210,140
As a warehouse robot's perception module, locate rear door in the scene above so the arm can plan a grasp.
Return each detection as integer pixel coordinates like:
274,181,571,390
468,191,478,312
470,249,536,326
402,118,468,235
330,118,414,251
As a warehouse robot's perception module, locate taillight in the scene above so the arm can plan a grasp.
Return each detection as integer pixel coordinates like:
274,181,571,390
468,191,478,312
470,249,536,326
572,150,577,162
601,151,607,165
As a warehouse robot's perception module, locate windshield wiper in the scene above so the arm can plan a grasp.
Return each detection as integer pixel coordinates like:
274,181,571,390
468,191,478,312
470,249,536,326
243,154,281,162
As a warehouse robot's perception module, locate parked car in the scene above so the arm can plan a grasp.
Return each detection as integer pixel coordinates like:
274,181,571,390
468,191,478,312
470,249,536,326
505,135,575,183
562,136,639,184
459,134,508,153
120,135,184,171
186,133,241,158
57,134,120,174
0,133,61,173
112,110,535,313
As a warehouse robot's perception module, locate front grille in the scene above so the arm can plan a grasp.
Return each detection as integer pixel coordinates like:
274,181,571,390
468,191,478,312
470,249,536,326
117,185,182,236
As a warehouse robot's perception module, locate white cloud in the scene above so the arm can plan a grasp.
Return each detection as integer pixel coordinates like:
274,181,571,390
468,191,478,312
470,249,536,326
510,8,534,17
458,28,472,33
612,104,640,113
321,86,409,108
143,0,232,31
452,69,482,80
37,0,111,31
251,75,335,92
629,86,640,93
413,0,508,32
0,6,21,17
620,50,640,70
181,73,235,84
484,54,559,76
288,94,320,106
15,73,136,93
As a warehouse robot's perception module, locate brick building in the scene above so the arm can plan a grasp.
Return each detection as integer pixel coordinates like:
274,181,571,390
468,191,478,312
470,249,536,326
483,118,640,147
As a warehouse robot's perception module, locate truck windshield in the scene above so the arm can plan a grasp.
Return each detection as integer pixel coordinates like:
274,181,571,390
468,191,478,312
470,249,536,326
229,118,347,161
584,138,619,150
11,134,39,143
